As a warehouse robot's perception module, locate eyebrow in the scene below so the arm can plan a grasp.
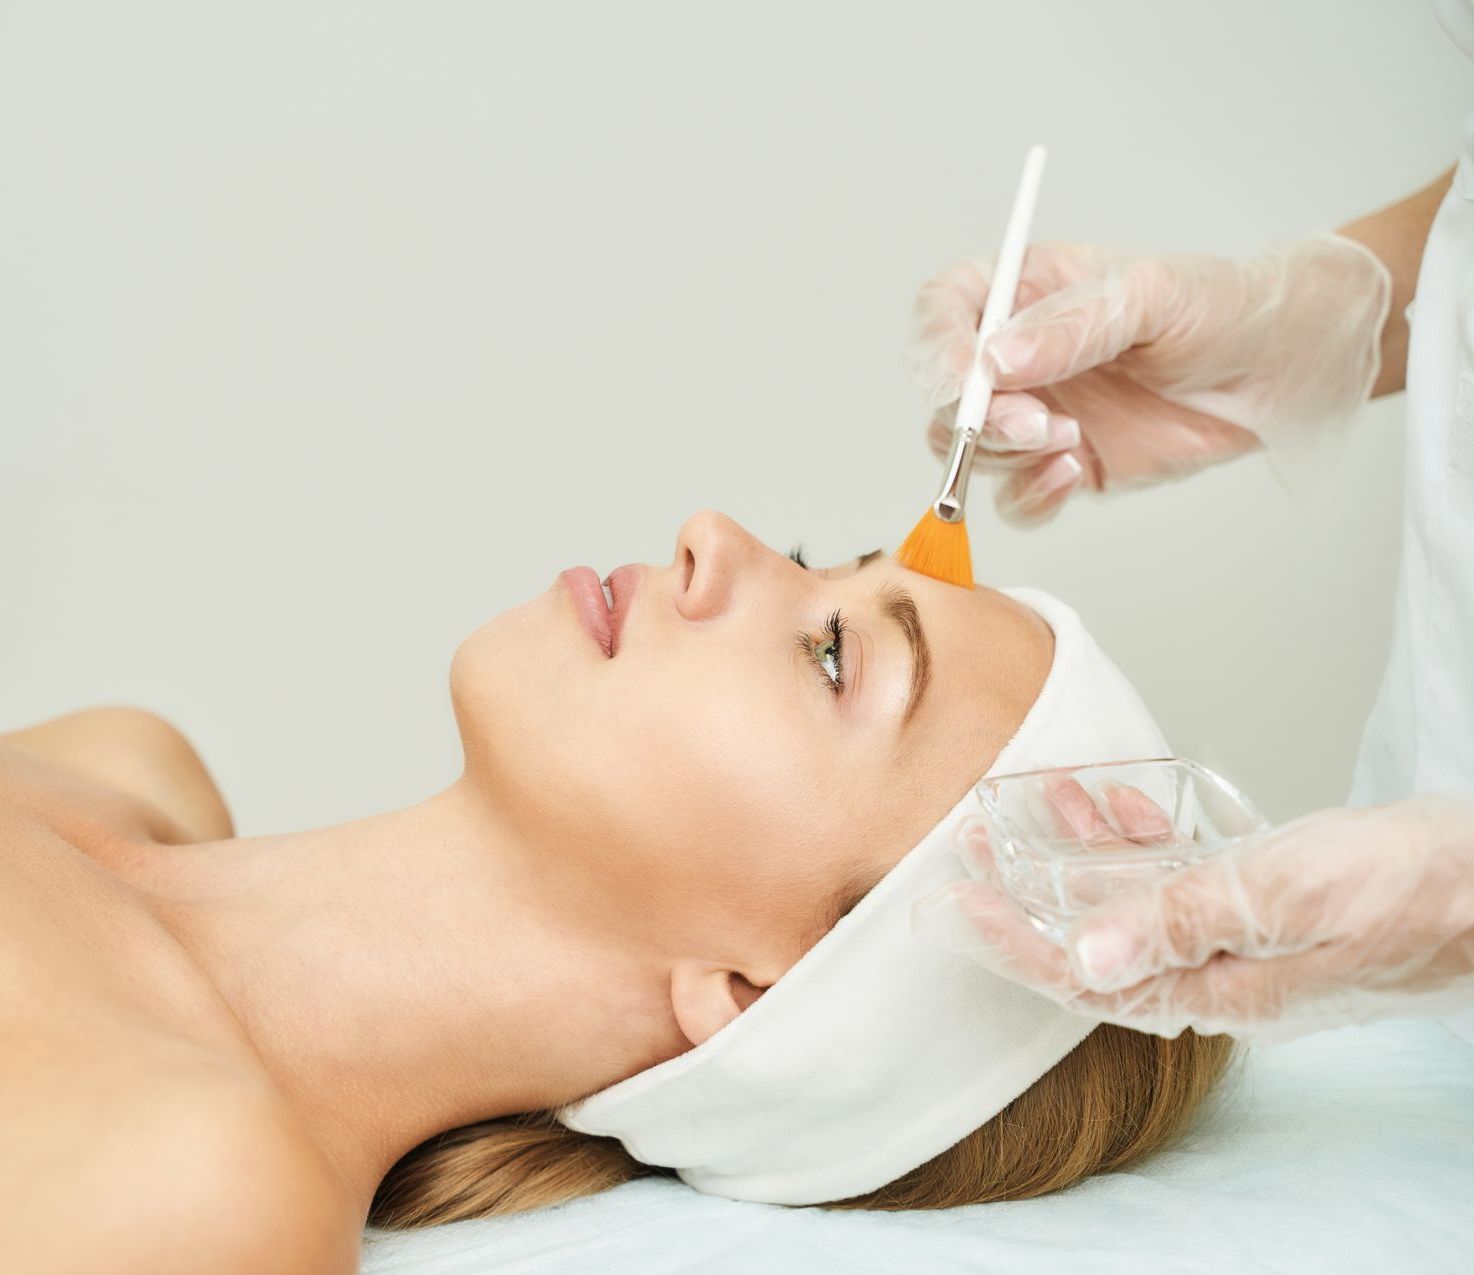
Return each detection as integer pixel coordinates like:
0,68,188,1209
876,582,932,727
797,547,931,723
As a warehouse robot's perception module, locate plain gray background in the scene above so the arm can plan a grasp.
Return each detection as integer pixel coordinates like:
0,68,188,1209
0,1,1467,831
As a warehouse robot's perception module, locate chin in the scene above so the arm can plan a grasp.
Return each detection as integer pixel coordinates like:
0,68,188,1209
449,586,599,789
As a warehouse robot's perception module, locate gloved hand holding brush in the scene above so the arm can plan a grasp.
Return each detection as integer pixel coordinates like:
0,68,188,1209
908,236,1391,523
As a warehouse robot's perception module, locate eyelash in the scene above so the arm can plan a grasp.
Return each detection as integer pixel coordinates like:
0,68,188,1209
787,545,847,696
795,609,848,696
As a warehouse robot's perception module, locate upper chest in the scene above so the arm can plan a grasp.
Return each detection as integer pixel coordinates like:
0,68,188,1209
0,724,363,1262
0,748,362,1244
0,738,263,1125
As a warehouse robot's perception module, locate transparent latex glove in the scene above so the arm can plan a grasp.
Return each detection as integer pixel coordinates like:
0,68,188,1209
912,793,1474,1045
908,234,1392,524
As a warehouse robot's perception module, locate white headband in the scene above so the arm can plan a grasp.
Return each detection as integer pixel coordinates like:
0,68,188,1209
556,588,1169,1205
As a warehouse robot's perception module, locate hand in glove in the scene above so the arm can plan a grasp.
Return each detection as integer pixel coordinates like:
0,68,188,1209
909,234,1390,523
914,791,1474,1044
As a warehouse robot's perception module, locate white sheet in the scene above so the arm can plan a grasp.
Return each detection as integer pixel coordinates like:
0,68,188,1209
361,1015,1474,1274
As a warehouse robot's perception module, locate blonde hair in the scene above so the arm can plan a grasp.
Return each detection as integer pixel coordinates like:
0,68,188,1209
369,1023,1238,1226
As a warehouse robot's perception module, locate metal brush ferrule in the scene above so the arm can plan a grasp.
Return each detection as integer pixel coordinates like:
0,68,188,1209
932,425,978,524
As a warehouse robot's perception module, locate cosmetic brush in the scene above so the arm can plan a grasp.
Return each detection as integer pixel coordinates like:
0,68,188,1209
895,144,1048,587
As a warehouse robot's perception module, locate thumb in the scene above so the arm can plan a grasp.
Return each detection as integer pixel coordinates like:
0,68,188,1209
1065,848,1296,992
983,266,1152,392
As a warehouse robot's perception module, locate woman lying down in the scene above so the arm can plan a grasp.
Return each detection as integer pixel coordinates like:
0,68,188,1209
0,511,1235,1272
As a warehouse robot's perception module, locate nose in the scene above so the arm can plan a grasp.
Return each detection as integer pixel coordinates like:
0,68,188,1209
673,510,768,621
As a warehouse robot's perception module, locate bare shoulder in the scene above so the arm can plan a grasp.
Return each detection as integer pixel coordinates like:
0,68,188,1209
0,704,234,842
1,1063,362,1275
132,1074,363,1275
166,1077,363,1275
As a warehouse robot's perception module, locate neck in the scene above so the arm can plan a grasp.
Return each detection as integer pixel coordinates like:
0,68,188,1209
138,778,682,1212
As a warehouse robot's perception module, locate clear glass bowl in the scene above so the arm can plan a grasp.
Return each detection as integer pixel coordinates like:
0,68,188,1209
974,757,1270,943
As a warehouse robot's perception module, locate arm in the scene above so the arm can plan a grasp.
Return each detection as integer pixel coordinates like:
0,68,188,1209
1338,166,1455,397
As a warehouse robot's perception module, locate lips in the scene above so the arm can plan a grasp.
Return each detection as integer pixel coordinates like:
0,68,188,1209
559,564,640,658
559,566,613,656
603,564,639,655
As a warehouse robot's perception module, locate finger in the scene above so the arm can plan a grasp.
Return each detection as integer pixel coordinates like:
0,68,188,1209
919,397,1084,468
1041,971,1202,1038
996,452,1085,525
911,880,1077,993
910,877,1316,1039
927,414,1081,471
908,259,994,408
1100,781,1176,845
1063,944,1334,1042
1064,843,1313,992
955,817,1003,889
983,263,1160,393
974,392,1072,453
1042,776,1122,847
1172,946,1306,1028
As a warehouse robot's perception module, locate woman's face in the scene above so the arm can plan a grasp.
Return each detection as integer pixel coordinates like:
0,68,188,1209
451,511,1052,1003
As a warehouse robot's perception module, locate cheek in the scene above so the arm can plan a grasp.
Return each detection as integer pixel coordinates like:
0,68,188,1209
450,603,877,928
559,678,850,928
595,681,827,861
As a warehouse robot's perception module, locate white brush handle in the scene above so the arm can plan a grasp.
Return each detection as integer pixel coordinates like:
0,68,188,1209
953,144,1047,440
931,144,1047,523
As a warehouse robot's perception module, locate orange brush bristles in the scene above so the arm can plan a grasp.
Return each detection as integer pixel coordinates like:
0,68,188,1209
895,508,973,588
